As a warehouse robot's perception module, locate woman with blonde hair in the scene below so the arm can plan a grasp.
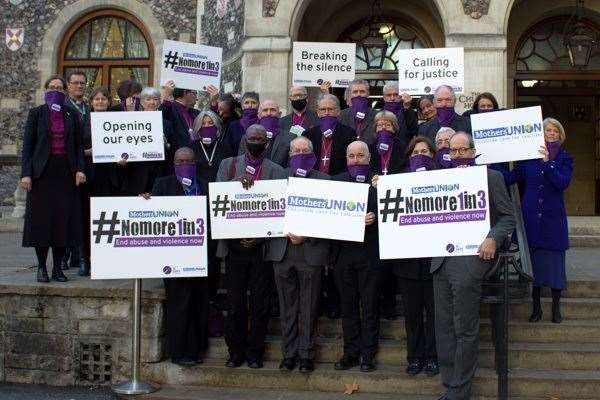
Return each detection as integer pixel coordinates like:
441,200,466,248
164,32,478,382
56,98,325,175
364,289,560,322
499,117,573,323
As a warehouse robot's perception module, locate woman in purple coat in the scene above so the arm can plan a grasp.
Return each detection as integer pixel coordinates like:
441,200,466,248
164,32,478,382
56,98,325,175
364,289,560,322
501,118,573,323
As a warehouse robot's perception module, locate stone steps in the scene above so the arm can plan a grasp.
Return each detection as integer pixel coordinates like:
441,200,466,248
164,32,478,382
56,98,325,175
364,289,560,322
141,360,600,399
570,235,600,247
202,336,600,371
121,385,547,400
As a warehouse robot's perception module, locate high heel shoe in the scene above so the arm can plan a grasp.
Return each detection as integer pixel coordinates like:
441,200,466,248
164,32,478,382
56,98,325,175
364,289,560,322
51,265,68,282
552,305,563,324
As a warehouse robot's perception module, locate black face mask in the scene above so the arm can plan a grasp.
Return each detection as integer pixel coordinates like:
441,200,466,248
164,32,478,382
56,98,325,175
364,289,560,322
291,98,307,112
246,141,268,158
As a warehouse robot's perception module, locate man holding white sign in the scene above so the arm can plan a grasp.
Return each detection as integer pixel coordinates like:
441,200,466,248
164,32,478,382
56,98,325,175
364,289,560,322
472,106,545,165
265,136,330,373
432,132,514,400
418,85,471,143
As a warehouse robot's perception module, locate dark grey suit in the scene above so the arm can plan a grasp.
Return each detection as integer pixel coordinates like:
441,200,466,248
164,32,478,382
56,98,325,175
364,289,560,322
418,113,472,143
279,109,319,136
238,125,296,167
340,107,377,144
264,168,330,360
431,168,515,400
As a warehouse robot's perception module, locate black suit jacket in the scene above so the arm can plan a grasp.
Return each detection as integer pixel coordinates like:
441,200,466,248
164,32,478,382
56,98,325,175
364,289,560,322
302,122,356,176
280,109,319,135
369,135,407,175
417,113,472,143
21,105,84,179
329,171,379,266
162,101,200,152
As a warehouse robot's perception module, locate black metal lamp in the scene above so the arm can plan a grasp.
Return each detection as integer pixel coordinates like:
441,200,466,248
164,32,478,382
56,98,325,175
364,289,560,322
564,0,596,68
361,0,389,70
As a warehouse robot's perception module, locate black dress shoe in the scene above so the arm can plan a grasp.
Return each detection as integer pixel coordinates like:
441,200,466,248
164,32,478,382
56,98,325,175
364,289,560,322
37,266,50,283
406,360,423,376
78,258,90,277
334,355,360,370
425,360,440,377
279,357,297,371
552,307,563,324
51,266,68,282
360,358,376,372
247,358,264,369
172,357,197,367
529,308,543,323
225,357,244,368
298,358,314,373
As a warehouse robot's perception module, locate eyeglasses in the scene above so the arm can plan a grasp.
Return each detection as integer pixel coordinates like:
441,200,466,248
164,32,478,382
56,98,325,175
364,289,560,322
436,139,450,147
376,122,393,129
449,147,472,156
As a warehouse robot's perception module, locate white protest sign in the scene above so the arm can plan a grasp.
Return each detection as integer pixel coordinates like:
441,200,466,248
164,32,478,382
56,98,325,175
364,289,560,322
377,166,490,259
91,196,208,279
209,179,287,239
91,111,165,163
292,42,356,88
472,106,544,165
161,39,222,91
284,177,368,242
396,47,464,95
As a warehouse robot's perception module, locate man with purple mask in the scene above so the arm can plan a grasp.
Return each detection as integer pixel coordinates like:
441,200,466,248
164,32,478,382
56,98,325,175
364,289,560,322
224,91,260,155
142,147,210,366
339,79,377,144
216,124,285,370
382,82,419,142
238,99,295,167
265,136,329,374
434,127,455,169
418,85,471,143
432,131,514,400
330,141,380,373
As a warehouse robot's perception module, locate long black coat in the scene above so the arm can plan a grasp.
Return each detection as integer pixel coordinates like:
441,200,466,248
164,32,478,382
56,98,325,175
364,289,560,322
369,135,407,175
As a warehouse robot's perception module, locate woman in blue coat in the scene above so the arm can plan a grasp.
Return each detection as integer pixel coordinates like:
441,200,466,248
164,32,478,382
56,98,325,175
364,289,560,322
501,118,573,323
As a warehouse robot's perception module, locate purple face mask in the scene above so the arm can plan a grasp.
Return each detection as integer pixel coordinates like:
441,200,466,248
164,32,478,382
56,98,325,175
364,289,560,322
45,90,66,111
174,163,196,185
351,96,369,120
436,106,456,127
259,116,280,140
409,154,435,172
450,157,476,168
319,116,338,137
199,126,218,145
545,140,561,160
289,153,317,177
436,148,452,168
348,164,370,183
241,107,259,128
376,130,394,155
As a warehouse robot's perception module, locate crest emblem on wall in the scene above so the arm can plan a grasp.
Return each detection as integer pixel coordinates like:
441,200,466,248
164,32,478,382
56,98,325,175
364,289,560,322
6,28,24,51
216,0,229,18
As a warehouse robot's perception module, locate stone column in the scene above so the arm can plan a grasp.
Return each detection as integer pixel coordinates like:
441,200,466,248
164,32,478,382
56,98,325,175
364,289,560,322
241,37,292,113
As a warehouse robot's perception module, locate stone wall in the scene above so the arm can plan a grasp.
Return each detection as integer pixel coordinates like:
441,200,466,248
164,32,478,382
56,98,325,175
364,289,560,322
201,0,245,92
0,287,165,385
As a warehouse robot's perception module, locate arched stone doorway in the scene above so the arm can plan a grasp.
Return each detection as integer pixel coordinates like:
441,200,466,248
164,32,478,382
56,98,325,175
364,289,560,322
508,1,600,215
292,0,444,107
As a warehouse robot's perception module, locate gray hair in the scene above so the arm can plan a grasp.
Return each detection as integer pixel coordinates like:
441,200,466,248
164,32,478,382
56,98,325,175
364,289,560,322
174,146,194,159
435,127,456,143
382,82,399,94
193,109,223,136
140,87,161,101
434,85,456,100
316,93,340,109
289,85,308,96
450,130,475,148
345,79,370,100
346,140,370,156
290,136,313,152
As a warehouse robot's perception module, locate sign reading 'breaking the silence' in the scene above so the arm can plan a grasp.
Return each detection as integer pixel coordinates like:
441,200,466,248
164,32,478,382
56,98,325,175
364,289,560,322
161,39,222,91
377,166,490,259
396,47,464,95
91,111,165,163
293,42,356,88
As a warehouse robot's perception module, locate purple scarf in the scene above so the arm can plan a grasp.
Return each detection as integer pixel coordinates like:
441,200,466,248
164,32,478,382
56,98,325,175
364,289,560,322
259,116,280,140
46,91,66,154
319,116,338,136
546,140,561,161
351,96,369,120
348,164,370,183
409,154,435,172
240,108,259,130
199,126,218,145
376,130,394,156
436,148,452,169
289,153,317,177
383,101,405,127
436,106,456,127
450,157,476,168
244,154,264,180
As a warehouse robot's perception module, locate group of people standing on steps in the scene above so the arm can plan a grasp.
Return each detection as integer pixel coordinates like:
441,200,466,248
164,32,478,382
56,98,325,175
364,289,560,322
21,71,572,400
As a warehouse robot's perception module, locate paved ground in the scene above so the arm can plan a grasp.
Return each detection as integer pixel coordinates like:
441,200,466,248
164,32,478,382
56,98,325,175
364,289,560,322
0,383,116,400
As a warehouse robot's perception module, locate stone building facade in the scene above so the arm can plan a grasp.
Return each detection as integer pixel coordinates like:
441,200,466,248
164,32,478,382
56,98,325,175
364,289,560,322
1,0,600,215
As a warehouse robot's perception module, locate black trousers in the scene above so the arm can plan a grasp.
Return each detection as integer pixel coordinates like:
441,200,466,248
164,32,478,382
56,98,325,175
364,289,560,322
333,258,380,359
224,247,273,360
163,277,209,360
398,277,436,363
206,238,220,301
